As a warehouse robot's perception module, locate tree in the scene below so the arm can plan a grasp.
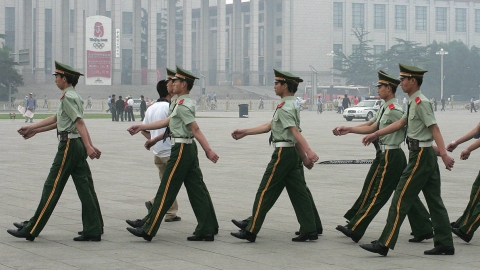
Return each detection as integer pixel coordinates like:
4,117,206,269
335,29,376,87
0,34,23,101
376,38,429,76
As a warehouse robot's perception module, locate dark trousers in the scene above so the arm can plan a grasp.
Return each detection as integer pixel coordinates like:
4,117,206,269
142,142,218,237
455,171,480,237
347,149,432,239
245,147,316,235
116,109,124,121
378,147,453,249
127,107,135,121
22,139,102,237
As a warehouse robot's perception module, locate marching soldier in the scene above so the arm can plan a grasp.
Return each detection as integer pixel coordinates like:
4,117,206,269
360,63,455,256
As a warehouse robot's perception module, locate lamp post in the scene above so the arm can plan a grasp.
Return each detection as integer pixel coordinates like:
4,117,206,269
436,48,448,100
309,66,318,111
327,51,336,85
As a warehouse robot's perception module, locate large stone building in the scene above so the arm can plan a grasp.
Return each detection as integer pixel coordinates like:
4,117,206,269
2,0,480,86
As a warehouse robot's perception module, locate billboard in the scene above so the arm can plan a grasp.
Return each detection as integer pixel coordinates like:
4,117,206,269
85,16,112,85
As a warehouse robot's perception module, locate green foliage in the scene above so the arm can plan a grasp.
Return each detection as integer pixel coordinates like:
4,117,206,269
0,34,24,101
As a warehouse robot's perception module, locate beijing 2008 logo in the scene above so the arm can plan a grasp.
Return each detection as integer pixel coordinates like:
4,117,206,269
94,22,104,37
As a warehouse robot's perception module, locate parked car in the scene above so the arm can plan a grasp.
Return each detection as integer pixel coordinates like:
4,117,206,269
343,99,382,121
131,98,142,111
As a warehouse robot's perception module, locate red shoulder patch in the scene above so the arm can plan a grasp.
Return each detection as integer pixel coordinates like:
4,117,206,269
178,99,184,105
415,97,421,104
60,93,65,100
388,103,395,110
277,102,285,108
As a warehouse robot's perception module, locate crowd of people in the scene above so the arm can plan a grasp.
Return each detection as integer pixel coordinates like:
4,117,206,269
7,62,480,260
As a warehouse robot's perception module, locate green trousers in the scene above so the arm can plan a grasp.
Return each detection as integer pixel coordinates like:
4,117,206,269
455,171,480,237
344,149,382,221
378,147,453,249
243,161,323,233
245,147,316,235
347,149,432,239
142,142,218,237
23,138,103,237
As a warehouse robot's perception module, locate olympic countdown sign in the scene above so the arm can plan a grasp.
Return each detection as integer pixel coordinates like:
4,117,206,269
85,16,112,85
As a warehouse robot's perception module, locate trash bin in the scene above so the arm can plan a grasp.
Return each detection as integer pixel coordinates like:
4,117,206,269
238,104,249,118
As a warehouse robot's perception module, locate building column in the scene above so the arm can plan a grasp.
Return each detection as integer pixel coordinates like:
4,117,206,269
232,0,242,85
250,0,259,85
182,0,192,70
282,0,291,71
147,0,158,84
111,0,122,85
34,0,45,83
216,0,226,84
60,0,69,65
167,0,176,68
132,0,142,85
199,0,209,77
22,0,34,83
264,0,275,85
74,0,85,84
98,0,106,16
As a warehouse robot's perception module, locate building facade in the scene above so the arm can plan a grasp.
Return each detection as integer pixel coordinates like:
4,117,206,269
2,0,480,86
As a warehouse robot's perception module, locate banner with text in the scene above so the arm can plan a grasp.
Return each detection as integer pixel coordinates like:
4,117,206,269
85,16,112,85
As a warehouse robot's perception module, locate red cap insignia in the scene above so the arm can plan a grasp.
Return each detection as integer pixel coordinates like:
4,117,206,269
415,97,421,104
388,103,395,110
178,99,184,105
277,102,285,108
60,93,65,100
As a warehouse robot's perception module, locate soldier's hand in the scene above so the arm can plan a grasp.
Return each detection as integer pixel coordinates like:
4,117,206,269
205,149,219,163
441,154,455,171
21,129,37,139
86,146,98,159
460,149,471,160
93,146,102,159
301,155,314,170
127,125,142,135
333,126,349,136
362,133,378,146
231,129,247,140
446,141,458,152
144,139,155,150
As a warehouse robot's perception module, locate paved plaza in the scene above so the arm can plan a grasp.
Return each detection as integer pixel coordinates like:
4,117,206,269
1,108,479,269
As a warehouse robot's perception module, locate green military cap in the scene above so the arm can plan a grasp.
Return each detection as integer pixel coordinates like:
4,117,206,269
399,63,427,78
53,61,83,79
173,66,198,81
166,68,176,80
273,69,303,84
376,70,400,87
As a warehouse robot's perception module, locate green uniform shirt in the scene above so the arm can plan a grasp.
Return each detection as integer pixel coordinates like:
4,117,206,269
55,86,83,133
375,98,404,146
169,94,195,138
402,90,436,141
169,94,178,115
271,96,300,143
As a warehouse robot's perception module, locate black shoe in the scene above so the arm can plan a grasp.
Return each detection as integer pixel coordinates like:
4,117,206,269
359,240,389,256
295,228,323,235
187,234,214,241
126,219,145,228
452,228,472,243
335,225,361,243
231,219,248,229
409,232,434,243
165,216,181,222
230,229,256,242
13,221,29,230
145,201,153,211
126,227,152,241
292,232,318,242
7,229,35,241
451,222,460,229
78,228,104,235
424,245,455,255
73,234,101,241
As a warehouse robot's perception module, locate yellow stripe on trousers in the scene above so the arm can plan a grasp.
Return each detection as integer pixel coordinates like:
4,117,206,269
30,139,71,234
250,147,283,233
385,148,423,246
148,143,184,235
466,215,480,234
463,187,480,226
356,163,381,215
352,150,389,230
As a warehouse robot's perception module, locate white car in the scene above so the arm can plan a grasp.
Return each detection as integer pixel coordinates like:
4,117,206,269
343,99,382,121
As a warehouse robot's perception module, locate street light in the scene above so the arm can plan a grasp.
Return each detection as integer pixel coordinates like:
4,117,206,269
436,48,448,100
327,51,336,85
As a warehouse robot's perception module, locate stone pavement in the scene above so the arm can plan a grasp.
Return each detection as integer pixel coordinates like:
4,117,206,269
0,108,479,270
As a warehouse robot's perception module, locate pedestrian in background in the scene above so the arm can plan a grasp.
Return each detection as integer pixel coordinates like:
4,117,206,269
25,93,36,123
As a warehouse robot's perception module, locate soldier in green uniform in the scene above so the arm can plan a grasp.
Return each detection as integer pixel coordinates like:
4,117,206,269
446,123,480,242
230,70,320,242
126,66,219,241
333,71,432,243
360,63,455,256
8,61,103,241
